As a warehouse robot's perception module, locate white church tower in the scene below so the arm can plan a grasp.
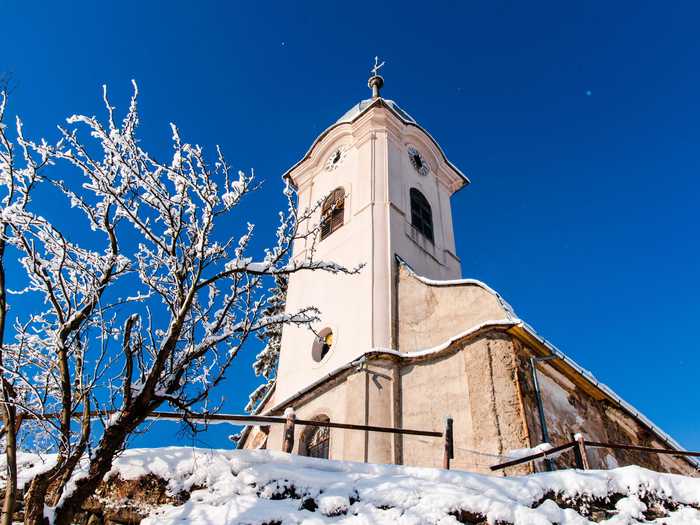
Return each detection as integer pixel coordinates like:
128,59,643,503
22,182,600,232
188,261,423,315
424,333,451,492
276,62,469,402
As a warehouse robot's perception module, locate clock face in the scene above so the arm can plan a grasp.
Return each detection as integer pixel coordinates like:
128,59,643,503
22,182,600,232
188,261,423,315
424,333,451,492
325,147,346,171
408,146,429,176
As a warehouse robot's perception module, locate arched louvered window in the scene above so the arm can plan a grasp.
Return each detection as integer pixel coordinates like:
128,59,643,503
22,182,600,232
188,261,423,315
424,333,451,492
321,188,345,240
410,188,434,243
301,415,331,459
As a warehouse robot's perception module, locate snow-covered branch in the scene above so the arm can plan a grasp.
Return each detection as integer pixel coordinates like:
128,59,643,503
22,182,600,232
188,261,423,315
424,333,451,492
0,82,361,525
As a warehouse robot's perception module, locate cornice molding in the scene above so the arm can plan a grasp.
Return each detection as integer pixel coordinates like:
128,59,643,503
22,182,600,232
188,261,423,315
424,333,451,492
284,101,468,194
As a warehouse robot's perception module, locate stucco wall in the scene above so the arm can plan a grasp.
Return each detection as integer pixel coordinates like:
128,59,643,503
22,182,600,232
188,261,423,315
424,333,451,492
275,132,375,401
255,377,352,461
242,328,695,477
399,332,531,474
245,331,533,475
244,359,397,465
514,342,697,476
397,263,510,352
399,348,470,469
386,130,461,281
277,104,465,403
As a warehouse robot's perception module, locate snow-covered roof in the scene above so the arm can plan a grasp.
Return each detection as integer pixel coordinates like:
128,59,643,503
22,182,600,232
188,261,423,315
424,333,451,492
336,98,416,125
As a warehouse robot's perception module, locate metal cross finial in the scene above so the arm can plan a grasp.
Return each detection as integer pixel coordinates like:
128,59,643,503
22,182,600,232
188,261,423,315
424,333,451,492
368,56,385,98
371,56,385,77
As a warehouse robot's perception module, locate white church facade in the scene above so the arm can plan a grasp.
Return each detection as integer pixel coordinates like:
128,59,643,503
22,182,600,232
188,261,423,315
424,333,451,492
239,70,697,476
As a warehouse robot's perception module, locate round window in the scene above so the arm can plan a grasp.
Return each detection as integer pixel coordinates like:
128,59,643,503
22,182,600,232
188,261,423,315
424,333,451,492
312,328,334,362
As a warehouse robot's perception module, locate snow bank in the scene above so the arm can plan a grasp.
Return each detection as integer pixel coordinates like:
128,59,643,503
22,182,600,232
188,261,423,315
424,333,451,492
7,447,700,524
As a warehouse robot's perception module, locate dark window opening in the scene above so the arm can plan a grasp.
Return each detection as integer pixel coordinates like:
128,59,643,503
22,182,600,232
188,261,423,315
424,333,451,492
312,328,334,362
410,188,434,243
320,332,333,360
321,188,345,240
302,416,331,459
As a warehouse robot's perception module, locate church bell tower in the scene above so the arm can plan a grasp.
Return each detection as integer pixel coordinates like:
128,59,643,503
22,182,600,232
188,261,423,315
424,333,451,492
275,62,469,402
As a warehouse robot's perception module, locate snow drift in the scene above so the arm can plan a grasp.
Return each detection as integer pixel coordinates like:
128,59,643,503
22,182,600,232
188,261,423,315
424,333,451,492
8,447,700,524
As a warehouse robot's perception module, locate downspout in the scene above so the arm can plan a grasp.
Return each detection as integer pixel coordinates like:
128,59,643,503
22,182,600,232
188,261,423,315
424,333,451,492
530,355,558,471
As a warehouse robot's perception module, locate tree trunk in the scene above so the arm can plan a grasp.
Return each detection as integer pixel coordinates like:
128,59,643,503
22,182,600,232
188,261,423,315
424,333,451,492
23,470,53,525
0,237,19,525
51,413,140,525
22,436,92,524
2,410,17,525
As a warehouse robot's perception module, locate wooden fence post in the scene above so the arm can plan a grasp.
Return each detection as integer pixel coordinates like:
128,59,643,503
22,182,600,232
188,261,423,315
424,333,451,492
574,433,590,470
282,408,296,453
443,416,454,470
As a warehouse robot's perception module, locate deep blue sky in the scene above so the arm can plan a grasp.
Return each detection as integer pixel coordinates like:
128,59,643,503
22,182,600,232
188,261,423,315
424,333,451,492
3,2,699,453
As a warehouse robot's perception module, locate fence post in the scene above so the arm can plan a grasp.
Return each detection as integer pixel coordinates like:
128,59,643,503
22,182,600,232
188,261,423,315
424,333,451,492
443,416,454,470
574,433,590,470
282,408,296,453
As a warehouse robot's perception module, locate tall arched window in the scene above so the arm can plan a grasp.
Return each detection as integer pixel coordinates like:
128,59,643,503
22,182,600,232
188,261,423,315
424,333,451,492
320,188,345,240
410,188,434,243
300,415,331,459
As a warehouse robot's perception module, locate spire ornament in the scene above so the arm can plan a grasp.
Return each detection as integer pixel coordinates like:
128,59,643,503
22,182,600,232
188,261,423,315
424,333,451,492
368,56,385,98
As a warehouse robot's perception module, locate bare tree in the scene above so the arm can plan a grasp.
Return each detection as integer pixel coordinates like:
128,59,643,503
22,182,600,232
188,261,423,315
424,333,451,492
0,82,358,525
0,88,44,525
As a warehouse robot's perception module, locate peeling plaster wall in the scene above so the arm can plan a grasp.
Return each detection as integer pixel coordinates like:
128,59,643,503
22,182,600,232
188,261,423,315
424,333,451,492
241,329,695,476
245,332,533,475
399,333,531,474
516,346,697,476
462,333,532,475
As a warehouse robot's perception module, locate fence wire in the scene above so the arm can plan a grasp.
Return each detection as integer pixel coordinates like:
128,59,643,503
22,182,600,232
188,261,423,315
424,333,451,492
401,434,544,470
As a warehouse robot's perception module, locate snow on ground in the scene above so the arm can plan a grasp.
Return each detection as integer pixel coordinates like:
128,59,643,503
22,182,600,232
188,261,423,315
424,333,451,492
7,447,700,524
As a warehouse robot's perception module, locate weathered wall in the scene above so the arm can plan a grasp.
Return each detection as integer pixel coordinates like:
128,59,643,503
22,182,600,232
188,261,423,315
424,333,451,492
241,375,350,460
399,332,531,474
399,347,470,469
397,263,510,353
514,342,697,476
246,330,534,475
243,359,397,465
242,327,696,476
461,333,531,475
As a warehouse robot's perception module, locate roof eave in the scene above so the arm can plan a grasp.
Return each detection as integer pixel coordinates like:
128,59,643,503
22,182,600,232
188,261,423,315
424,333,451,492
283,98,470,191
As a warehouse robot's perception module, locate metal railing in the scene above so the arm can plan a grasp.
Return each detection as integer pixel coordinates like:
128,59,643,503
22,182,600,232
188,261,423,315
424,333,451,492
490,433,700,472
16,409,456,468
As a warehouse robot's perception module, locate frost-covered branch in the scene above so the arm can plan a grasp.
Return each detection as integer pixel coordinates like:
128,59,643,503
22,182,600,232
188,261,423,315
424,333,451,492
0,83,360,525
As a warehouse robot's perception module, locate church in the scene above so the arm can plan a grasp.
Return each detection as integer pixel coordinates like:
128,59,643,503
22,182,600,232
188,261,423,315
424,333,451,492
239,67,696,476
